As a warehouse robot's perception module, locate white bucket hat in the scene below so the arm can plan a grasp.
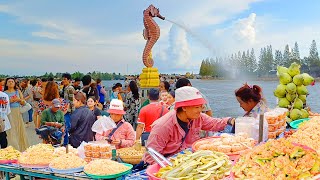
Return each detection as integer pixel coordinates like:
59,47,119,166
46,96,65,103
175,86,206,109
107,99,126,115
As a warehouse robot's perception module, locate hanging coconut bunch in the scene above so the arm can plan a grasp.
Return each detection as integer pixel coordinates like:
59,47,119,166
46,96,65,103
274,62,315,123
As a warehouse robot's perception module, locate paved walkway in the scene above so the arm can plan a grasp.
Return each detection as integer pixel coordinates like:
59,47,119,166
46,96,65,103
25,122,42,146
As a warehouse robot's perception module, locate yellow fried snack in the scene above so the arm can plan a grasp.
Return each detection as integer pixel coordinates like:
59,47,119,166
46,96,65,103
0,146,21,160
84,159,130,175
50,153,87,170
287,117,320,154
18,143,55,165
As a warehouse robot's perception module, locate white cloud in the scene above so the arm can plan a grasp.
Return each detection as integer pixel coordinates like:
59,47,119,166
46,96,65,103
32,31,62,40
173,0,261,28
155,24,196,73
234,13,256,43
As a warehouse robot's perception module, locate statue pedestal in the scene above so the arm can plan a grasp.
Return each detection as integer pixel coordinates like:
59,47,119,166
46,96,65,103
139,67,160,88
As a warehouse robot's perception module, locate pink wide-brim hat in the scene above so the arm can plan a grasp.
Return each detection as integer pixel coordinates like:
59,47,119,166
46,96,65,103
107,99,126,115
175,86,206,109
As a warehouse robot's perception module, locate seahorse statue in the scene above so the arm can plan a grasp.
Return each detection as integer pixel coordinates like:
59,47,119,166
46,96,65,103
142,5,165,67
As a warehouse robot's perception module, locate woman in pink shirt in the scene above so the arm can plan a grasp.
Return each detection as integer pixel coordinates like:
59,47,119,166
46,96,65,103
95,99,135,149
144,86,235,164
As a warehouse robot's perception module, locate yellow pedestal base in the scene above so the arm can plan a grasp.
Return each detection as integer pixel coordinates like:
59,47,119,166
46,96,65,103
140,67,160,88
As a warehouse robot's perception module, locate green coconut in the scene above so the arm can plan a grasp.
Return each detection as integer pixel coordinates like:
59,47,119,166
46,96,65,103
298,95,307,104
286,83,297,94
301,73,314,86
290,109,302,120
300,109,309,118
286,93,296,102
296,85,308,95
293,74,304,86
279,73,292,85
274,84,287,98
293,98,303,109
277,66,288,76
287,62,301,77
278,98,290,108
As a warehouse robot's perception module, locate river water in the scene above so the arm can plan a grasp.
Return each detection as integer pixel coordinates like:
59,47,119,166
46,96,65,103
102,79,320,118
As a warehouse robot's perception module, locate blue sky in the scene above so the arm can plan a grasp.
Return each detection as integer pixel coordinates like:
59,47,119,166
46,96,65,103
0,0,320,76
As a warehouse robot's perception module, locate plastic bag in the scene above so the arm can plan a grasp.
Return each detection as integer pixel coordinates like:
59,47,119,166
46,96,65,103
91,116,116,134
77,141,87,159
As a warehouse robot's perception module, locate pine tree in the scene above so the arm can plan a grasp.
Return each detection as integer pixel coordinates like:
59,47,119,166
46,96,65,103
199,60,205,76
292,42,301,64
308,40,320,76
258,48,266,75
283,44,291,67
249,48,257,73
274,50,283,66
309,40,320,65
266,45,274,71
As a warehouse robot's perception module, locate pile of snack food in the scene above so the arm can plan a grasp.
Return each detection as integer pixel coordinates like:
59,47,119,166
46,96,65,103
84,159,130,176
155,150,232,179
53,145,78,156
232,138,320,179
193,133,256,154
18,144,55,166
84,143,111,162
50,153,87,170
0,146,21,161
287,117,320,154
264,108,288,139
117,146,146,164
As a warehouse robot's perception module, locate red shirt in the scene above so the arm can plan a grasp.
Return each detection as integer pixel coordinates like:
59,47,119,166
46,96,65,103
138,102,169,132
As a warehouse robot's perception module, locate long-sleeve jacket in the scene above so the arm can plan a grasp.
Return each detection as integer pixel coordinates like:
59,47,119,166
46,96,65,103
69,106,96,148
144,110,229,164
95,119,135,149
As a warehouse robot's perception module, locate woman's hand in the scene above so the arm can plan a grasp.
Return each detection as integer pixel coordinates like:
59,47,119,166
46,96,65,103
111,140,122,146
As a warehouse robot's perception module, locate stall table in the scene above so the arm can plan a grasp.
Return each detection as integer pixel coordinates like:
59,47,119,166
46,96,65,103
0,164,89,180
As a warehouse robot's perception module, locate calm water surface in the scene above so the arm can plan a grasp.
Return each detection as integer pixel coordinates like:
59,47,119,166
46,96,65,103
102,79,320,118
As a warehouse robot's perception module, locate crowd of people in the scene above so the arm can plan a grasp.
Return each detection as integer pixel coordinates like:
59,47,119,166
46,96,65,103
0,74,267,169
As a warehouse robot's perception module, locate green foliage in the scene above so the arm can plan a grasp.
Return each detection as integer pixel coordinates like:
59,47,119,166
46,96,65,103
198,40,320,78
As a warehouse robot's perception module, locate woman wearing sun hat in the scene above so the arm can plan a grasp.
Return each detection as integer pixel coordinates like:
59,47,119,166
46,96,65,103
95,99,135,149
144,86,235,164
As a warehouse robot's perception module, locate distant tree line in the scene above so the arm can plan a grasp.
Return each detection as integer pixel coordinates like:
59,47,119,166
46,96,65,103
0,71,125,81
199,40,320,78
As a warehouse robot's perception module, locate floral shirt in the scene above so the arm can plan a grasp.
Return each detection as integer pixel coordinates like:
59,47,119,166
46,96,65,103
124,92,140,125
37,98,68,115
244,100,268,119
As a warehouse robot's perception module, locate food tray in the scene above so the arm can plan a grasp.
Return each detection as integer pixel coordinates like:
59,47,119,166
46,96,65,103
85,163,133,179
147,163,234,180
192,136,250,161
50,166,84,174
289,118,310,129
19,163,49,169
0,159,18,164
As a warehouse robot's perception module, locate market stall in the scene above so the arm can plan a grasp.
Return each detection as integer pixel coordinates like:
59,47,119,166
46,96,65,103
1,116,320,179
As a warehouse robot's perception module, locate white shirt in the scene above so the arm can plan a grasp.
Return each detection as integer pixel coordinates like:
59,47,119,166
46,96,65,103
0,91,11,131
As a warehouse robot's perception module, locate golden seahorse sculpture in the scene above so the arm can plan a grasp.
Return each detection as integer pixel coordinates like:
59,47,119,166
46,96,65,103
142,5,165,68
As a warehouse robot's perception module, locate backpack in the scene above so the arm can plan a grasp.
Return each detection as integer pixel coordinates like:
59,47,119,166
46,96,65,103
0,117,5,132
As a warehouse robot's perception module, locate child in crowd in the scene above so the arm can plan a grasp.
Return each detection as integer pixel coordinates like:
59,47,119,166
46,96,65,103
159,90,169,108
